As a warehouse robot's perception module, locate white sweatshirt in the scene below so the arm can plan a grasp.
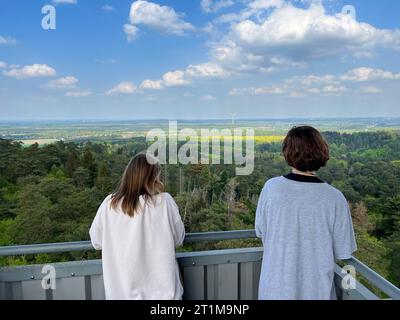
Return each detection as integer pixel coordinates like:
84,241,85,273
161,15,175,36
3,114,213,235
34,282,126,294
89,192,185,300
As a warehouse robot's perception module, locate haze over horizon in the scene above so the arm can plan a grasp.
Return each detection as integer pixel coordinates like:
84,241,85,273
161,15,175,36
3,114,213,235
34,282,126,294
1,0,400,120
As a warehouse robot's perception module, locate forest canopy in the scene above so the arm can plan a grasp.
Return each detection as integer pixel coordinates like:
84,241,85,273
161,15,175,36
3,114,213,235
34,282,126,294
0,130,399,285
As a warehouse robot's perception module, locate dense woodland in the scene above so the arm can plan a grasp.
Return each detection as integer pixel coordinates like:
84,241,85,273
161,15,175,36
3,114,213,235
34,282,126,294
0,131,399,286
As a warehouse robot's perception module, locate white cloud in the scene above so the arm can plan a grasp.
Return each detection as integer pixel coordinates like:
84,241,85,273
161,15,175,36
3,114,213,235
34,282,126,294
140,70,190,91
214,0,284,24
44,76,78,89
321,85,347,94
201,0,235,13
140,79,164,90
123,24,139,42
285,74,340,87
228,66,400,97
202,95,216,100
0,61,6,68
210,2,400,74
341,67,400,82
359,86,382,94
124,0,195,41
0,36,18,45
4,64,56,79
247,0,284,10
229,85,285,96
230,4,392,58
202,22,218,36
137,2,400,92
66,90,92,97
105,82,137,95
229,68,358,97
52,0,77,4
101,4,114,11
140,63,229,91
306,88,321,94
209,39,307,74
186,62,229,78
162,70,191,87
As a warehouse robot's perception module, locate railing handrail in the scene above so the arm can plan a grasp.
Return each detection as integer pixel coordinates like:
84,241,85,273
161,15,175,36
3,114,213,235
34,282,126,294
1,229,399,299
0,229,257,257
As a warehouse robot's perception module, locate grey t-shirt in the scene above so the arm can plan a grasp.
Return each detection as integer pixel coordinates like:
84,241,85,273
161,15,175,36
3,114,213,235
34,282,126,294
255,175,357,300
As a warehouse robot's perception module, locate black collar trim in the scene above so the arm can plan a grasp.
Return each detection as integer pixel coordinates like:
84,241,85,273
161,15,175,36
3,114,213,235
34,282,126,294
284,173,324,183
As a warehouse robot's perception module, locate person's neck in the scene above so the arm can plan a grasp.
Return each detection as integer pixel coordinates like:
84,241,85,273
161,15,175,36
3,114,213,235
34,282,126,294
291,168,317,177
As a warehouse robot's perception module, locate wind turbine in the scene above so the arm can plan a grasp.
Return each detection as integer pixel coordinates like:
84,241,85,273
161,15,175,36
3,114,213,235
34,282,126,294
229,112,238,126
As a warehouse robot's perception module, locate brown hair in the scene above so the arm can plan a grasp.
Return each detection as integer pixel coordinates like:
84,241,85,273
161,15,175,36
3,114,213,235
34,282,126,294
282,126,330,172
111,153,164,217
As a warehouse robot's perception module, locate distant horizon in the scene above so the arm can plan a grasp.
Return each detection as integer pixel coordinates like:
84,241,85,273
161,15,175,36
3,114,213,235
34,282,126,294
1,116,400,124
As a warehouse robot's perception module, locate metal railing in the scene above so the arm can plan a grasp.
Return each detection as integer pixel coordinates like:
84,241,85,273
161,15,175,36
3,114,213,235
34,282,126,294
0,229,399,300
0,230,257,256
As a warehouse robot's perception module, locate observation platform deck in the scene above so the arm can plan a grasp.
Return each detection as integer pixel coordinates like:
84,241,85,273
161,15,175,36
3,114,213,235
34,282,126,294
0,230,399,300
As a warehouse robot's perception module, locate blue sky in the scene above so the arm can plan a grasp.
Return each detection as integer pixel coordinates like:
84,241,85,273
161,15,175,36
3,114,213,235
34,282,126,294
0,0,399,120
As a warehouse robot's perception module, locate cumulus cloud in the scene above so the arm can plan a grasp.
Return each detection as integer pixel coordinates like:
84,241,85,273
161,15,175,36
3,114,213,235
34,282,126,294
0,61,6,68
202,95,216,100
162,70,191,87
215,0,284,24
209,1,400,74
201,0,235,13
0,36,18,45
231,4,394,58
123,24,139,42
229,66,400,97
66,90,93,97
52,0,77,4
186,62,229,78
140,79,163,90
3,64,56,79
321,85,347,94
247,0,284,10
285,74,340,87
341,67,400,82
359,86,382,94
140,63,230,91
44,76,78,89
124,0,195,41
135,2,400,93
229,85,285,96
105,82,137,95
101,4,114,11
140,70,190,90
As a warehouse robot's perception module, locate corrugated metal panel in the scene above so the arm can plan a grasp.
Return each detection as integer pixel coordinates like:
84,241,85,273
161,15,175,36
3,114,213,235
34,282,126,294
21,280,47,300
4,282,22,300
182,266,204,300
0,247,386,300
53,277,86,300
239,261,260,300
219,263,239,300
0,282,5,300
90,275,105,300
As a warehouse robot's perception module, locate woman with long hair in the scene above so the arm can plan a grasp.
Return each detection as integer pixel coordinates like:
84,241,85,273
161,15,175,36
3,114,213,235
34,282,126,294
255,126,357,300
89,153,185,300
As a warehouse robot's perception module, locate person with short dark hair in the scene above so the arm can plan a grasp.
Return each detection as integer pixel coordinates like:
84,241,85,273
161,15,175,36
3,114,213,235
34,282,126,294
255,126,357,300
